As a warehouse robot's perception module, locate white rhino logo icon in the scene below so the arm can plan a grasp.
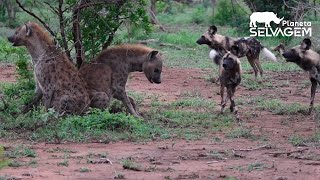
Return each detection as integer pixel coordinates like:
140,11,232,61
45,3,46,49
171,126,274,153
250,12,284,27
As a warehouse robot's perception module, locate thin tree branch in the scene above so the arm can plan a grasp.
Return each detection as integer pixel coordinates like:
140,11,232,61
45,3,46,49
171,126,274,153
15,0,56,37
43,1,59,14
58,0,71,60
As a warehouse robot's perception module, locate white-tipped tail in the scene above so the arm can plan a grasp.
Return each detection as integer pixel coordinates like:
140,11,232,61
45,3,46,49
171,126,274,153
262,48,277,62
209,49,218,60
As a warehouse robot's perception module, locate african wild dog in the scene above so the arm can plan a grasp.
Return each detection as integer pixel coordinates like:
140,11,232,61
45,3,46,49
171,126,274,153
217,45,242,119
80,44,162,117
197,25,277,78
7,22,90,114
273,43,286,61
274,43,286,55
282,38,320,114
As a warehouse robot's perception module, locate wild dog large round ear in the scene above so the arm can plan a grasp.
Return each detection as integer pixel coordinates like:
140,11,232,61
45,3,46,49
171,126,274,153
24,23,32,37
147,50,159,61
301,38,311,50
209,25,217,35
231,45,239,56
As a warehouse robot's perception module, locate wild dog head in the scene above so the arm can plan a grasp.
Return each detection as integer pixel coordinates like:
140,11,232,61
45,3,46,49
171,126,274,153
222,46,241,71
282,38,312,63
273,43,285,54
143,50,163,84
196,25,224,48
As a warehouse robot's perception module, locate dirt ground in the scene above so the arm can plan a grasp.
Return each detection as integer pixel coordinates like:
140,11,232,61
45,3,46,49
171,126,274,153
1,66,320,180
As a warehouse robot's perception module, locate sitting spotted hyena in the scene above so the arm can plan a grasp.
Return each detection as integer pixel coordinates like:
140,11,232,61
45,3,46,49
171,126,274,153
7,22,90,114
80,44,162,117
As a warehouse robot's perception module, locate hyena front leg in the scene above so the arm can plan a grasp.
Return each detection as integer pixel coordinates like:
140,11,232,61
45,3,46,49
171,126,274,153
114,89,140,117
309,78,318,115
22,84,43,113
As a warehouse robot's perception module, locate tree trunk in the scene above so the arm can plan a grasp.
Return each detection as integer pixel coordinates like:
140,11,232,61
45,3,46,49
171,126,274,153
4,0,16,27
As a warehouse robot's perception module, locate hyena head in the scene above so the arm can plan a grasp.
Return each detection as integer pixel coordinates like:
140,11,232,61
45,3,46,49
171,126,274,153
222,46,241,71
143,51,163,84
196,25,223,47
282,38,311,63
7,23,33,46
7,22,54,48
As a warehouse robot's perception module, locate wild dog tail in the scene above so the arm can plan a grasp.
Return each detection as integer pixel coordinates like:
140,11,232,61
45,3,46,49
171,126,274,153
261,47,277,62
209,49,222,65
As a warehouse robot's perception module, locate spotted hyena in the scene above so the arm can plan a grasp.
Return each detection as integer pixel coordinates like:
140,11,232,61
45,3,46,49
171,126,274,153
218,46,242,119
80,44,162,117
282,38,320,114
197,25,277,78
7,22,90,114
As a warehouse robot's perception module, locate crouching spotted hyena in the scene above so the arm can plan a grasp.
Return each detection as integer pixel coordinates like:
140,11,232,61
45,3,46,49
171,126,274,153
218,46,242,119
7,22,90,115
80,44,162,117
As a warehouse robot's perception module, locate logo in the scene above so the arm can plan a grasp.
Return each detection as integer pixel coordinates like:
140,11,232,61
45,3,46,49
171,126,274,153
249,11,312,37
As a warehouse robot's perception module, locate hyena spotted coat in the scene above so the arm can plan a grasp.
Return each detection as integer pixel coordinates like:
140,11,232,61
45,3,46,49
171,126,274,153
7,22,90,114
282,38,320,114
197,25,277,78
80,44,162,117
218,46,242,119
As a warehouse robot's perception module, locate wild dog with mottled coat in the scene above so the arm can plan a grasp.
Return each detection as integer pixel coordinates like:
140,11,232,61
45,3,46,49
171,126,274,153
80,44,162,117
218,45,242,118
273,43,286,61
197,25,277,78
7,22,90,114
282,38,320,114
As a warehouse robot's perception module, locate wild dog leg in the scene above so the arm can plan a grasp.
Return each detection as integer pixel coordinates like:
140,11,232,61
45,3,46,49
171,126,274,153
254,58,264,77
229,86,236,113
309,78,317,114
247,57,259,78
220,83,227,113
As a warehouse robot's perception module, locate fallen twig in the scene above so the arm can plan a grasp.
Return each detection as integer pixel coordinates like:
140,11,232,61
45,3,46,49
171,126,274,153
234,144,272,151
232,150,246,158
266,148,309,157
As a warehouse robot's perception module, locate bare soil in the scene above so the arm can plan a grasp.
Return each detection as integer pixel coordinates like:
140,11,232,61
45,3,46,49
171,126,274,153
1,66,320,180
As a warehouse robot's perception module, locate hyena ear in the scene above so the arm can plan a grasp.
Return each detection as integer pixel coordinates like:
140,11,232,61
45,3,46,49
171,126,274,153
230,45,239,56
25,24,32,37
208,25,217,35
147,50,159,61
301,38,311,50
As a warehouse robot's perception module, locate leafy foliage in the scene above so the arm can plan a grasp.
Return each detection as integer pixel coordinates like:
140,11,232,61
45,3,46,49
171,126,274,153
212,0,250,32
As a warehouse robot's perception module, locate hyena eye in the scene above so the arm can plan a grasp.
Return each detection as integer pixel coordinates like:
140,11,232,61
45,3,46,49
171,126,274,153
154,69,160,73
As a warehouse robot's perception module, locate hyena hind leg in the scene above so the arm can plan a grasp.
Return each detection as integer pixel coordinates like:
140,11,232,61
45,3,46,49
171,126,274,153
89,91,110,110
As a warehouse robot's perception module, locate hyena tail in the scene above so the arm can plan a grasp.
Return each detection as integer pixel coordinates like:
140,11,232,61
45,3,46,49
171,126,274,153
209,49,222,65
261,48,277,62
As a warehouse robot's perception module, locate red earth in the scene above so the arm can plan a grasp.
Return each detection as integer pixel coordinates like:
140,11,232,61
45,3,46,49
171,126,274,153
1,65,320,180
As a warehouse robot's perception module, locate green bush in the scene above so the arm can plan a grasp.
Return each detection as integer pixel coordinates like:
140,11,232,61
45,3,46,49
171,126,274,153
191,5,207,24
212,0,250,31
